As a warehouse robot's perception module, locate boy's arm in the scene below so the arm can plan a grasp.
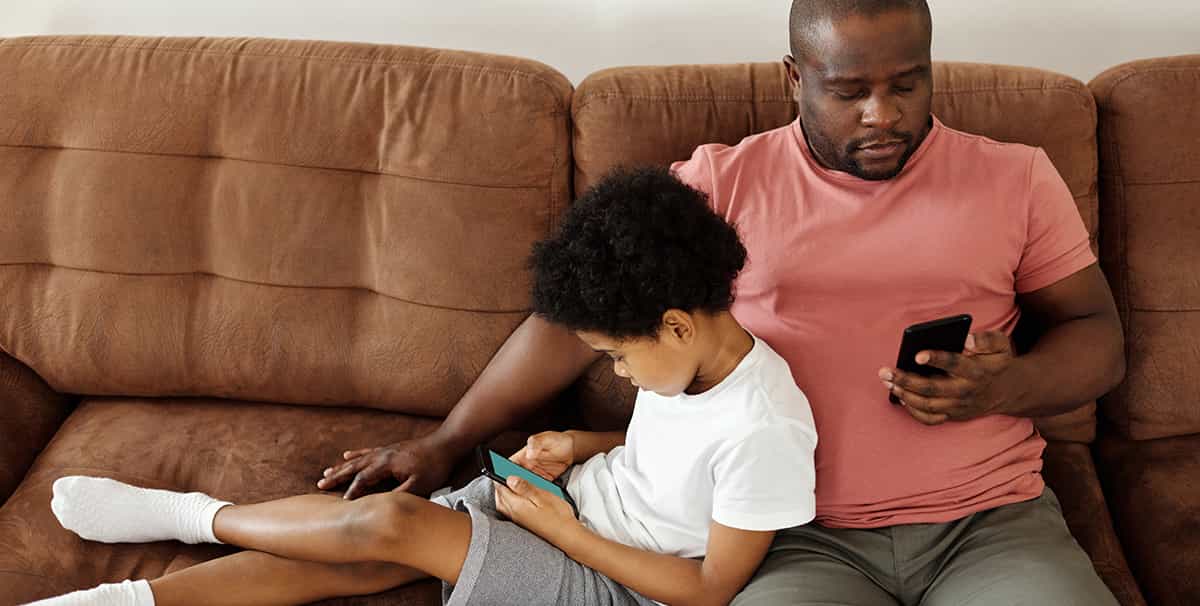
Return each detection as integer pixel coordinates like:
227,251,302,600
511,430,626,482
566,430,626,461
561,521,773,606
498,478,773,606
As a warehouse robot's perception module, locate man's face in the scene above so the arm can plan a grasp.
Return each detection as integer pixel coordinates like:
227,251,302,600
784,9,934,181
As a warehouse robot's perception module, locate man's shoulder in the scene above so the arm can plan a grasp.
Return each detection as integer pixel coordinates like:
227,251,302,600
686,121,797,170
932,120,1042,170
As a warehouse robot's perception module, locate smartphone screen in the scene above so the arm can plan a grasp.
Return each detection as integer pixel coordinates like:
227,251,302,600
482,448,569,501
890,314,973,404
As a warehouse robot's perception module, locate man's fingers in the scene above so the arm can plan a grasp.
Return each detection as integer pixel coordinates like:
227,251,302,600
343,465,383,500
903,402,950,425
393,475,417,494
967,331,1010,355
891,386,956,417
917,350,979,378
888,371,968,399
892,387,951,425
318,458,365,489
343,448,373,460
323,457,369,484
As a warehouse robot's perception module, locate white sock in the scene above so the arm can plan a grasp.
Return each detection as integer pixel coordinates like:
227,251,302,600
23,579,154,606
51,476,230,545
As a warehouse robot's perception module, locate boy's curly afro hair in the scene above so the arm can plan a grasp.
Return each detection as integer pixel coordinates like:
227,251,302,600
530,166,747,339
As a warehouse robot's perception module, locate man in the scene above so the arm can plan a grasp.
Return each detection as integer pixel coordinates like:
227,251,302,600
319,1,1124,603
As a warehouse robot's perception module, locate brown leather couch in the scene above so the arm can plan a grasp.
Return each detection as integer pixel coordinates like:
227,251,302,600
1091,55,1200,606
0,35,1194,605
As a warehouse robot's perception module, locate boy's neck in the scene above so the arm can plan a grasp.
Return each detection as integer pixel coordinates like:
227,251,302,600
685,312,754,395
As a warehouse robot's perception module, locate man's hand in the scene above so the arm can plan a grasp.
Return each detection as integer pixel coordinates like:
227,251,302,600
316,436,454,499
509,431,575,481
495,475,581,545
879,331,1030,425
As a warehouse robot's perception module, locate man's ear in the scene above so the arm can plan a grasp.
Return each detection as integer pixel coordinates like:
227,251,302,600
783,55,803,104
660,309,695,345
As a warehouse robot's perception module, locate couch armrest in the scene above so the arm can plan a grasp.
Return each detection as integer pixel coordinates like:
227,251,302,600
0,350,74,502
1042,440,1146,606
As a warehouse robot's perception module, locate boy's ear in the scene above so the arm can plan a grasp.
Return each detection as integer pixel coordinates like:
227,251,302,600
660,309,695,344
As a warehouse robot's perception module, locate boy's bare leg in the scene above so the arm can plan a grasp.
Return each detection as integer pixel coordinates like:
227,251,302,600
148,550,427,606
212,491,472,584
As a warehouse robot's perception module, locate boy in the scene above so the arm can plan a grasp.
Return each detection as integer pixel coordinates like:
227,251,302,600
34,167,817,606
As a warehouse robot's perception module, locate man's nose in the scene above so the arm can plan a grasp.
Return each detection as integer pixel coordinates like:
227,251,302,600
861,93,902,130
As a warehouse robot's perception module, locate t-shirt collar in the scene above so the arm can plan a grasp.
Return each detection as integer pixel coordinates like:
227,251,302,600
672,333,763,405
790,115,943,185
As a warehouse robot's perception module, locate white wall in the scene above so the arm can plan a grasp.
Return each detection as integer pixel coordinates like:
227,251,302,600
1,0,1197,83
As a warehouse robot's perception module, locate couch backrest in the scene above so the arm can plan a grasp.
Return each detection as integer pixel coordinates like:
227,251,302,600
1092,55,1200,441
0,36,572,416
570,61,1101,441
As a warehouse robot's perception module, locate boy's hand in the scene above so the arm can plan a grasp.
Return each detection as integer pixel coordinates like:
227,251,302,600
495,476,581,544
509,431,575,481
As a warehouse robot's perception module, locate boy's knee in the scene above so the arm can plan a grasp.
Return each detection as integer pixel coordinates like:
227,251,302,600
345,492,424,555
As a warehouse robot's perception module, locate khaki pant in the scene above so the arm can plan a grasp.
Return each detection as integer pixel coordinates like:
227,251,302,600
733,488,1117,606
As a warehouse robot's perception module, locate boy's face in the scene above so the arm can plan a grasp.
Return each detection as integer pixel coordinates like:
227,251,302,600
576,323,699,398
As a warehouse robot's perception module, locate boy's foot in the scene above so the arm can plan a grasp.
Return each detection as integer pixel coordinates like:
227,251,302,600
23,579,154,606
51,476,229,544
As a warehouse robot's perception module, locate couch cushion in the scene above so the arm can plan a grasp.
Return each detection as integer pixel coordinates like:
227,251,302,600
1091,55,1200,440
1096,433,1200,606
571,61,1100,442
0,36,572,414
0,397,529,604
1040,441,1145,606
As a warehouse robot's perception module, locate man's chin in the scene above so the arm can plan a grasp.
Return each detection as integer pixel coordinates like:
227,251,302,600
845,150,914,181
848,162,906,181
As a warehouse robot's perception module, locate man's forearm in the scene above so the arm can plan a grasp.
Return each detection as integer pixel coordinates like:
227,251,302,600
1005,311,1125,418
430,314,602,453
566,430,626,462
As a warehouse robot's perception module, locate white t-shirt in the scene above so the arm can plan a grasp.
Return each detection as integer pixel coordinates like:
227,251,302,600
565,334,818,558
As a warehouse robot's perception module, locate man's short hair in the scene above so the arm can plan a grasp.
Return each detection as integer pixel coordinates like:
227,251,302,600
789,0,932,59
530,166,747,339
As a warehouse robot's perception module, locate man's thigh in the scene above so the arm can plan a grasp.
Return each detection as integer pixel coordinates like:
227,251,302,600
920,489,1117,606
732,524,899,606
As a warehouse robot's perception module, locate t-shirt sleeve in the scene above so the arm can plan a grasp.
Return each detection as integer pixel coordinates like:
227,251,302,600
710,420,817,531
1014,148,1098,293
670,145,717,211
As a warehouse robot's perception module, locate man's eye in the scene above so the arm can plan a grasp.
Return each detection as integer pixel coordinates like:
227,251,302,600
894,85,914,93
833,90,862,100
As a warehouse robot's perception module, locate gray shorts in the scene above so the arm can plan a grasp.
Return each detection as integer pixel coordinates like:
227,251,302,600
432,476,657,606
730,487,1117,606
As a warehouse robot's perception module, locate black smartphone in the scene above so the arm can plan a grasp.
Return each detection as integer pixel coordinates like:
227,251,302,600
476,446,579,516
889,314,973,404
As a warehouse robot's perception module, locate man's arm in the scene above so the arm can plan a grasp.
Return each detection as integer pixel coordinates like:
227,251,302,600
319,314,602,497
882,264,1125,424
1004,263,1125,417
434,315,604,452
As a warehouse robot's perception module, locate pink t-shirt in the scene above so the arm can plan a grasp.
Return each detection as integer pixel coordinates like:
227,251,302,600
672,117,1096,528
